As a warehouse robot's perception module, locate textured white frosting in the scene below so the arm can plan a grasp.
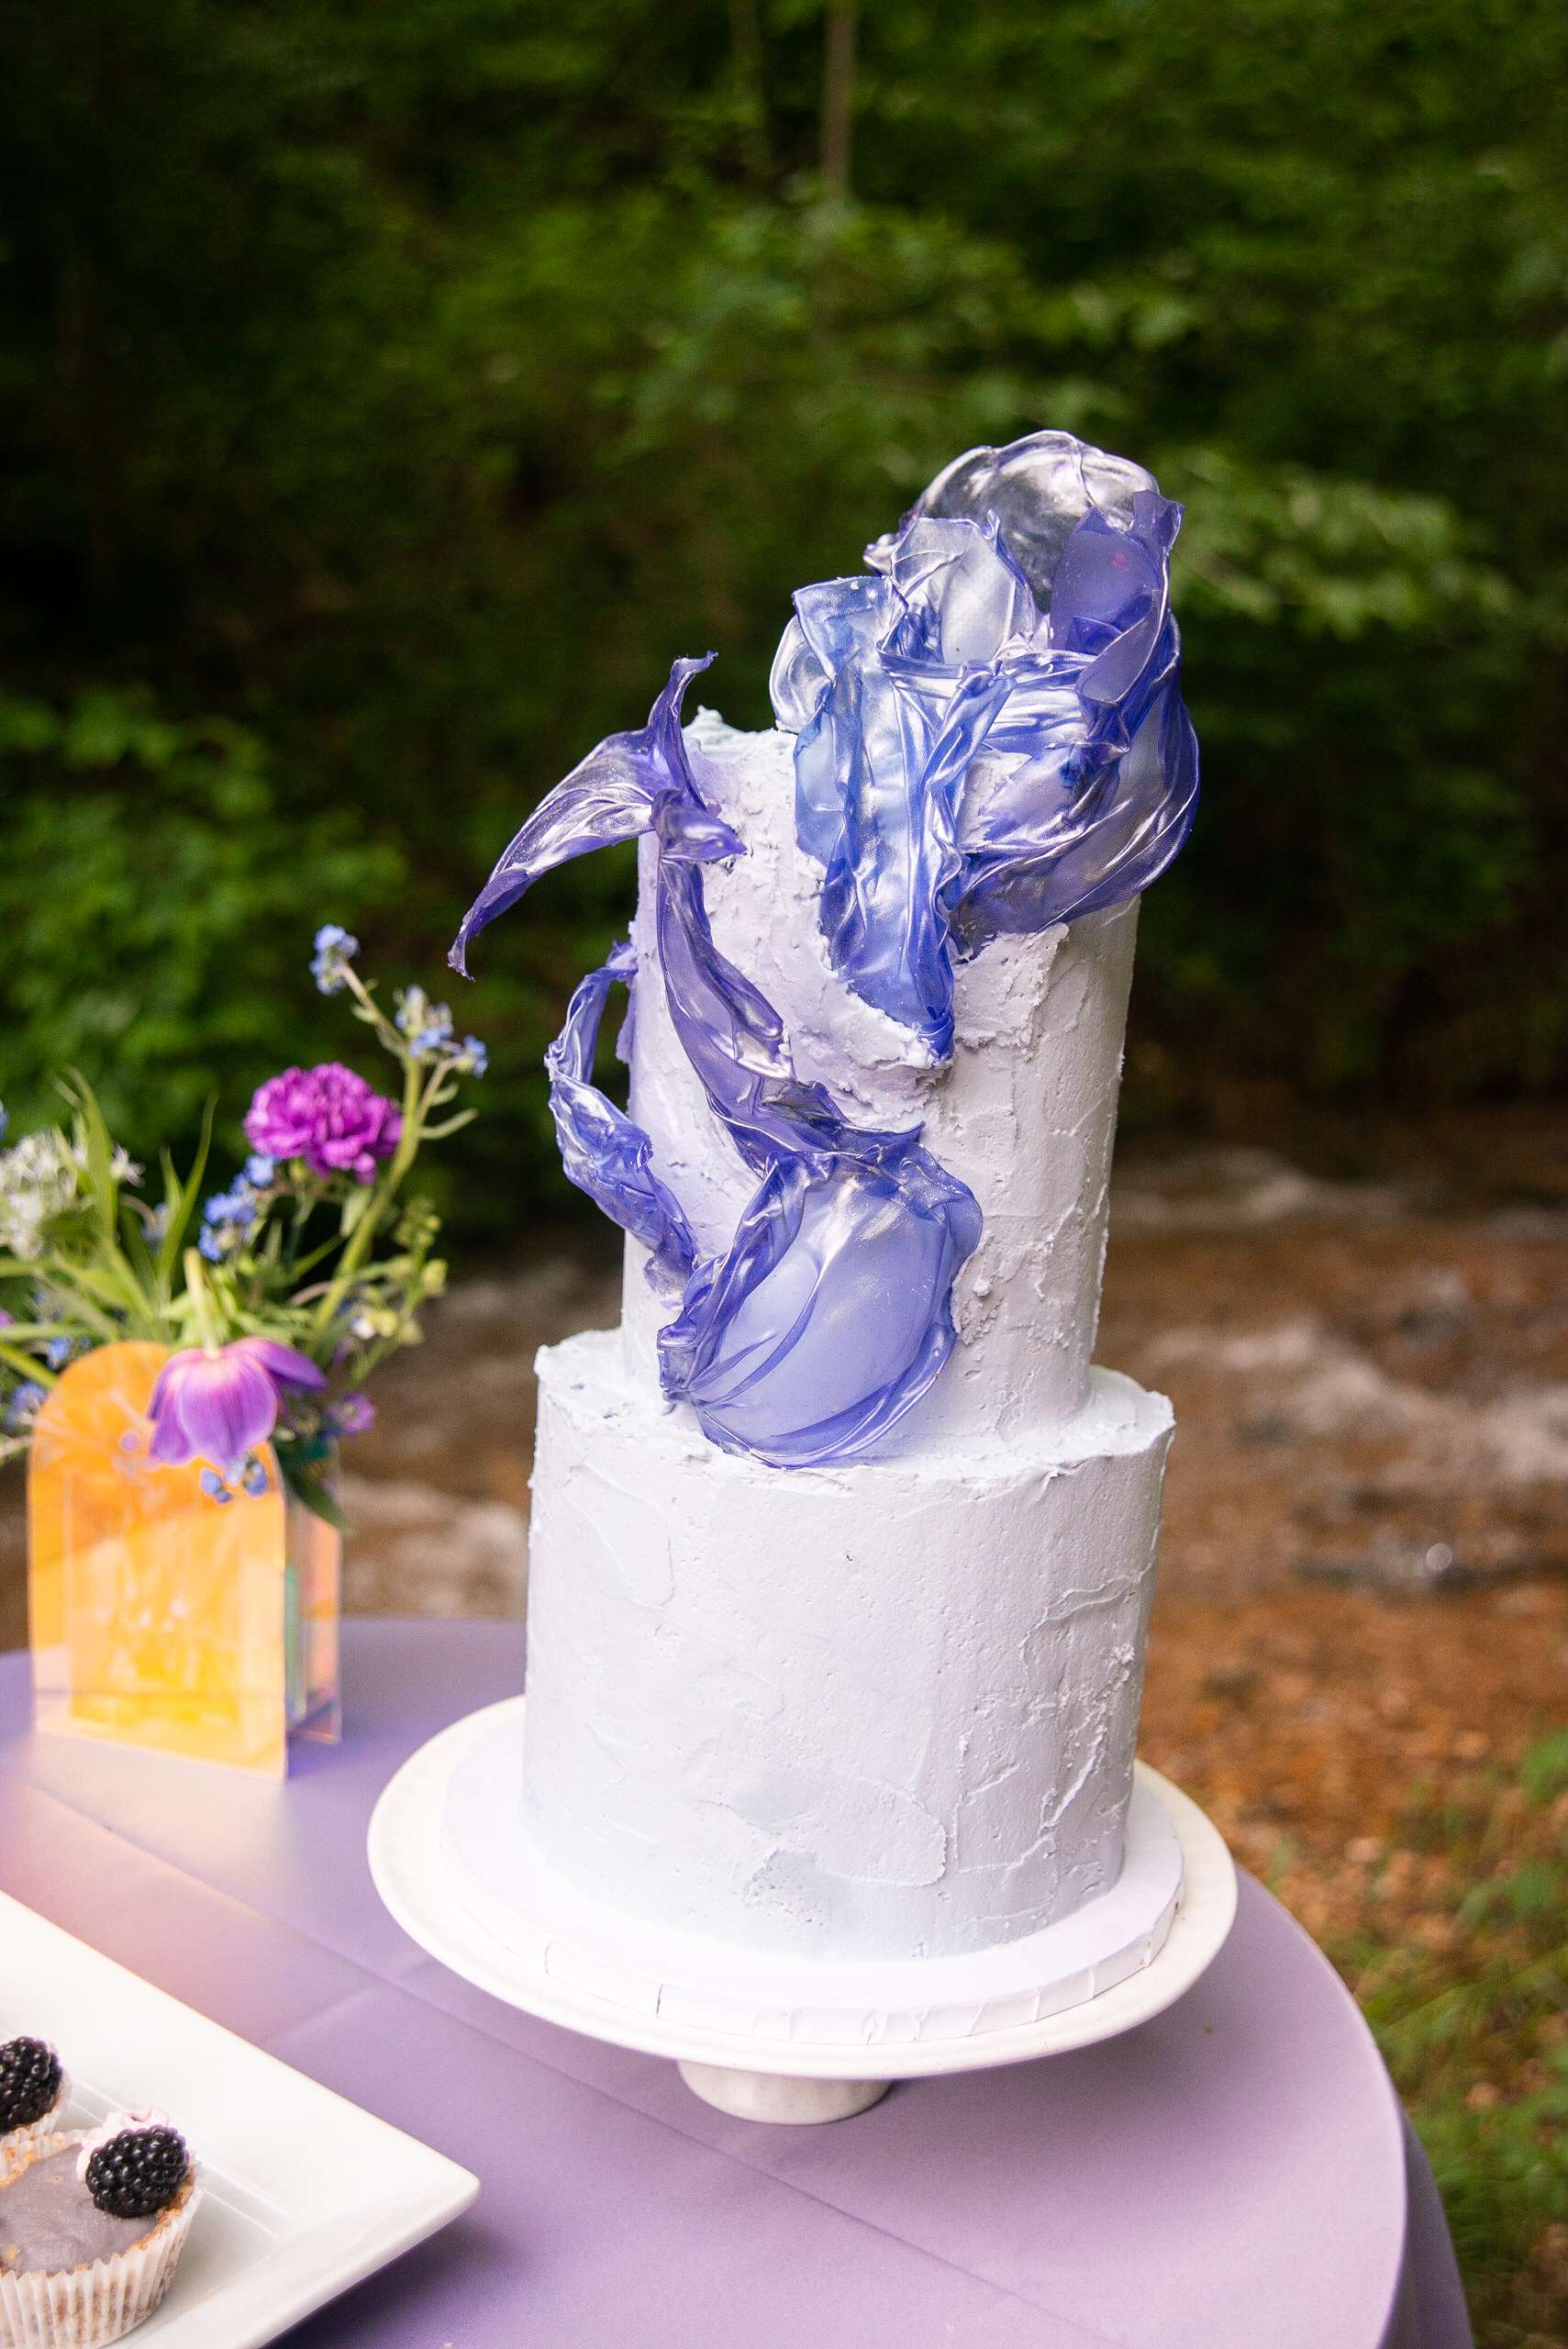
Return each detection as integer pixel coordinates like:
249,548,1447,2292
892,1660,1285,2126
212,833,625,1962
617,713,1140,1442
523,1328,1172,1960
446,1707,1184,2042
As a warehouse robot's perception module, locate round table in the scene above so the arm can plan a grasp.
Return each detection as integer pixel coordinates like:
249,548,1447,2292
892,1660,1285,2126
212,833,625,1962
0,1621,1473,2349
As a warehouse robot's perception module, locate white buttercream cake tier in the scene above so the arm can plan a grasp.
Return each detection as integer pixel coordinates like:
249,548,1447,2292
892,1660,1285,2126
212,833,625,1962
521,1326,1173,1963
440,1707,1186,2045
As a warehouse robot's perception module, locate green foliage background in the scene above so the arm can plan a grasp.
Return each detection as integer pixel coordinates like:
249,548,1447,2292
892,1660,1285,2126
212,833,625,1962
2,0,1564,1230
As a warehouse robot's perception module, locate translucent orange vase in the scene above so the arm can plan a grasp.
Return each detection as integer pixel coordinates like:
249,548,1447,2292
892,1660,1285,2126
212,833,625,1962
28,1342,341,1776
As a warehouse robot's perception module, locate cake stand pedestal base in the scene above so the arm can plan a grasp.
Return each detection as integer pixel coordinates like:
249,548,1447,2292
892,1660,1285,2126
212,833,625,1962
677,2064,889,2123
368,1700,1238,2126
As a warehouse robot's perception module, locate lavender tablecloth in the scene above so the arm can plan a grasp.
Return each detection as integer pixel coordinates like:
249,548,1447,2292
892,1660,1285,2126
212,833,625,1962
0,1621,1471,2348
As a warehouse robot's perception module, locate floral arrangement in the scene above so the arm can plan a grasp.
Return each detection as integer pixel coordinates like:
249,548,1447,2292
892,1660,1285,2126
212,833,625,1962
0,927,484,1521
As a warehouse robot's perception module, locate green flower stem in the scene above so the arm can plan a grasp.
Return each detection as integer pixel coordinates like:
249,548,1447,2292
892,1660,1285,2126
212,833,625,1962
339,963,405,1058
283,1178,325,1268
183,1249,223,1352
0,1341,56,1388
280,1233,343,1283
417,1108,476,1141
308,1051,425,1339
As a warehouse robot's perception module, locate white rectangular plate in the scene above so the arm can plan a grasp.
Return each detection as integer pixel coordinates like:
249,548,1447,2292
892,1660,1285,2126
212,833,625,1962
0,1890,478,2345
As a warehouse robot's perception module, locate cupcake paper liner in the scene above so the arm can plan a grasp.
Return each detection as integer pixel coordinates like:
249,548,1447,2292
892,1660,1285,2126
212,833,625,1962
0,2076,72,2171
0,2133,200,2349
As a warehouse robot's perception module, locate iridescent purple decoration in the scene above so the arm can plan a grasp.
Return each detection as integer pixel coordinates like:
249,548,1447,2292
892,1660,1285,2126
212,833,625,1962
657,1153,979,1464
452,430,1195,1469
451,658,982,1468
770,429,1199,1057
545,941,696,1295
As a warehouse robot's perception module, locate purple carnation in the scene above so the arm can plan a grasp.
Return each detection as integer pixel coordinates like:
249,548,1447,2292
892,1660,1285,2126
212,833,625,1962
244,1063,402,1184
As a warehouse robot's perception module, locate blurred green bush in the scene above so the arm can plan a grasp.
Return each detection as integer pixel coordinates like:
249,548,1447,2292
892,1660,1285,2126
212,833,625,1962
0,685,397,1145
2,0,1564,1232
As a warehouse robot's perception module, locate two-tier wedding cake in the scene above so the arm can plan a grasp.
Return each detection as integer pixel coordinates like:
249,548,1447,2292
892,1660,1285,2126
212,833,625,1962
450,429,1199,1994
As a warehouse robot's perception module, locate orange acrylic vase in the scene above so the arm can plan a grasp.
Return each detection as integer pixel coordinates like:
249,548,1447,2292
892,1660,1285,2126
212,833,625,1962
28,1341,340,1776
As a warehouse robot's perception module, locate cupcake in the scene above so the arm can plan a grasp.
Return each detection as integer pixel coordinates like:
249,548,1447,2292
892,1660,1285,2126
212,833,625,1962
0,2112,199,2348
0,2040,70,2160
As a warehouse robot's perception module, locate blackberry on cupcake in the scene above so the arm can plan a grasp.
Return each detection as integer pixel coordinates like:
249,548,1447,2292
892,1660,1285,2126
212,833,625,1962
0,2039,67,2154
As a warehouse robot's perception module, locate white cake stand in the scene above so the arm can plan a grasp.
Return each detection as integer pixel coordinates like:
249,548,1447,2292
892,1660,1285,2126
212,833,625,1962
368,1699,1238,2125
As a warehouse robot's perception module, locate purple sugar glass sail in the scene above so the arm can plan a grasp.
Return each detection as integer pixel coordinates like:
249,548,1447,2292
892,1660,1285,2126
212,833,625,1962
951,487,1198,954
773,517,1033,1058
658,1151,980,1469
451,658,982,1468
771,429,1199,1047
450,653,734,979
545,941,697,1296
906,428,1159,607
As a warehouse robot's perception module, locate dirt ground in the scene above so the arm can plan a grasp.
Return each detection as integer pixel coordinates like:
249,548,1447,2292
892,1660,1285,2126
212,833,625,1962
1104,1125,1568,1941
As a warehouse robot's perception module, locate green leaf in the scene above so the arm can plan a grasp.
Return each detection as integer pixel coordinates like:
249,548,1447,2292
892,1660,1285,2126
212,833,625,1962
157,1104,215,1294
277,1453,349,1532
339,1185,376,1236
56,1072,117,1255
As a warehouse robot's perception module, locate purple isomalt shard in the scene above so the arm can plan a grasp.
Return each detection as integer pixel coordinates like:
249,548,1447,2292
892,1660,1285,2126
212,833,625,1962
771,429,1198,1058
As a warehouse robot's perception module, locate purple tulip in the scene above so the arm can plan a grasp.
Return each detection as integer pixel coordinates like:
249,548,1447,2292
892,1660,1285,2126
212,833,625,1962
149,1336,326,1475
244,1063,402,1184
